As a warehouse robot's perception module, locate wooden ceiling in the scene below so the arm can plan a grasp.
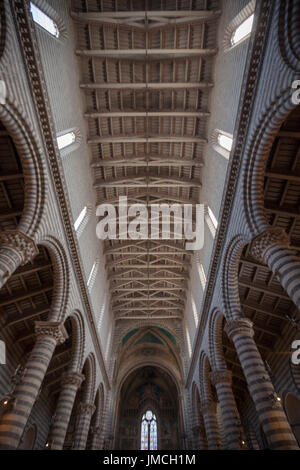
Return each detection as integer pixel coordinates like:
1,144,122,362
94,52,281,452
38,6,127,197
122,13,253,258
72,0,220,322
0,124,72,400
223,107,300,404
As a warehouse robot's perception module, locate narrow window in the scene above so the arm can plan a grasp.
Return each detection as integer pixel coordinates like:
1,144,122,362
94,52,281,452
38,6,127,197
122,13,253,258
205,206,218,238
74,206,88,232
141,410,157,450
87,261,99,292
217,133,233,152
57,131,76,150
30,3,59,38
231,14,254,46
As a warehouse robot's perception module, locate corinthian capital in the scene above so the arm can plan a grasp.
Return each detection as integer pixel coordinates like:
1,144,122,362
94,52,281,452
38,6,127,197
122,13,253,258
90,426,102,436
0,230,39,265
251,228,289,263
77,402,96,417
34,321,68,344
224,318,254,341
200,400,217,416
61,371,85,389
210,369,232,386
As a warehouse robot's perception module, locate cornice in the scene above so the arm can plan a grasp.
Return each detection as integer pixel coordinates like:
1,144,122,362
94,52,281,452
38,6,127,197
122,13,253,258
185,0,273,388
11,0,110,389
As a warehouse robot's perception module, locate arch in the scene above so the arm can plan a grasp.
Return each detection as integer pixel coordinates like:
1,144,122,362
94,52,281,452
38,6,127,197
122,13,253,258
39,236,70,322
81,353,97,404
0,0,6,60
208,308,227,370
222,235,250,321
115,365,182,450
243,87,299,236
116,322,180,353
92,383,105,429
283,392,300,445
277,0,300,72
198,351,214,403
19,423,37,450
0,99,46,238
65,310,85,373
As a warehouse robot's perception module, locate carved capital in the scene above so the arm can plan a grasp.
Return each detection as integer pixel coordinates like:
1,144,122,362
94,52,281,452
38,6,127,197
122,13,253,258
200,400,217,416
61,371,85,389
77,402,96,417
90,426,102,436
0,230,39,265
224,318,254,341
210,369,232,386
191,425,203,436
34,321,68,345
251,228,289,263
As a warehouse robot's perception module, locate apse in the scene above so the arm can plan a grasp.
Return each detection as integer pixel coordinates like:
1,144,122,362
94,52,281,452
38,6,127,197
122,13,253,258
116,366,182,450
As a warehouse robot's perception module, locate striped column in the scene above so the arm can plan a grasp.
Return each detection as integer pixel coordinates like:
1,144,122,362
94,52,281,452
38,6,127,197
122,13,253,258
0,231,38,289
225,318,299,450
73,402,96,450
0,321,68,450
90,426,102,450
200,401,222,449
191,425,207,450
210,369,242,450
48,372,85,450
251,228,300,309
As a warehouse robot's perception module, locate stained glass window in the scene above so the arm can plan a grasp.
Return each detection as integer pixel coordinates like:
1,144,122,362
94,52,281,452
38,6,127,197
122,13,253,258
141,410,157,450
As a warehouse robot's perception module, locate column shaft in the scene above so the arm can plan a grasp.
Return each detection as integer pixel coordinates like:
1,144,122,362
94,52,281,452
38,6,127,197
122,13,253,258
48,372,84,450
73,403,96,450
226,319,299,450
215,381,241,449
201,401,222,449
0,321,67,449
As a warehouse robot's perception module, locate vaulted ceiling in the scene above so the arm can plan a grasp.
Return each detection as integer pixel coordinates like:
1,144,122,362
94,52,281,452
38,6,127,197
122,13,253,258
72,0,220,323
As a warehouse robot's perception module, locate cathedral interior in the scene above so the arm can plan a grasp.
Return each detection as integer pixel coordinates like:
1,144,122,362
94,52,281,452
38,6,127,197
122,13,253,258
0,0,299,451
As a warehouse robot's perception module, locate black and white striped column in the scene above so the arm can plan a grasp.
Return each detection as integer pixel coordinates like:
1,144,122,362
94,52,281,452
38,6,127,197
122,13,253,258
0,231,38,289
191,425,207,450
210,369,242,450
48,371,85,450
225,318,299,450
89,426,102,450
200,401,222,449
0,321,68,449
73,402,96,450
251,228,300,309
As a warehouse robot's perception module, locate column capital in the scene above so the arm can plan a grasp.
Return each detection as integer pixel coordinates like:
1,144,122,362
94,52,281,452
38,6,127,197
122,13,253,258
61,371,85,389
0,230,39,265
224,318,254,341
251,228,289,263
191,425,203,436
210,369,232,386
90,426,102,436
77,402,96,417
34,321,68,345
200,400,217,416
